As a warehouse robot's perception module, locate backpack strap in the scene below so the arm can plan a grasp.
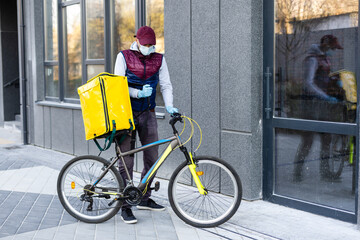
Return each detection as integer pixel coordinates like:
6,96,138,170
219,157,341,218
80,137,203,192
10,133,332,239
93,120,117,152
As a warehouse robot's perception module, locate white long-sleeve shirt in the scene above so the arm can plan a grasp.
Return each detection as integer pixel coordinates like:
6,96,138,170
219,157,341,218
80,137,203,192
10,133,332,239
114,42,174,108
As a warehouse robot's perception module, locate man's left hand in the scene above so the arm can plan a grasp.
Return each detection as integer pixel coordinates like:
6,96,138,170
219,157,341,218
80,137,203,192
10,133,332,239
166,106,179,114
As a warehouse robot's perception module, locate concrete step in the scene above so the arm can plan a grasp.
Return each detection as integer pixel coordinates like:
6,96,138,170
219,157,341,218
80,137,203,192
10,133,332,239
4,120,21,132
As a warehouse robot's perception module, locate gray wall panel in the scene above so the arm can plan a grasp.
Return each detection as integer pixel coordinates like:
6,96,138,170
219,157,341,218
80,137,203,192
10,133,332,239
158,0,192,178
88,138,114,160
220,0,263,200
220,0,252,132
156,116,185,180
44,106,51,148
191,0,220,157
221,131,261,199
250,0,263,200
164,0,191,117
33,105,44,147
88,139,100,156
51,108,73,153
73,110,88,156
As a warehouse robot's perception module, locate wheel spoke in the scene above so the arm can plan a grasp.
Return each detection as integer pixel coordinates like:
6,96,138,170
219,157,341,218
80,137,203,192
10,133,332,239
58,156,123,223
170,158,241,227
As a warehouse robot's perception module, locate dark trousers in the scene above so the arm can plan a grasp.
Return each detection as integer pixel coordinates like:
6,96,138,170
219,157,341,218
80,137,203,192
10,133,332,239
293,132,331,178
293,100,344,178
118,110,158,208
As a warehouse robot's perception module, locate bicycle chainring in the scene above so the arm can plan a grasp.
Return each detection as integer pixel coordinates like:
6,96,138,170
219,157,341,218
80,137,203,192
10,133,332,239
123,186,142,206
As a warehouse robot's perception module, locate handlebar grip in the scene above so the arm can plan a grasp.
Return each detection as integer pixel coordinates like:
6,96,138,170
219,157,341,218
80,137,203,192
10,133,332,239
169,113,182,127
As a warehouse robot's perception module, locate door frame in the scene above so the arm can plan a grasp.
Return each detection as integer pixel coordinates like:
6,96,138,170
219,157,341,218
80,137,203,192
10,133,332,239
262,0,359,223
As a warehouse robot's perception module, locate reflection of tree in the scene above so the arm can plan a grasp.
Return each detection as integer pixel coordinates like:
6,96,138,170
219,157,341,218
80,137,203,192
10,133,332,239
275,0,358,117
147,0,165,105
66,7,82,98
114,0,136,53
276,0,357,81
276,0,328,81
112,0,164,56
44,0,58,60
86,0,104,59
147,0,164,53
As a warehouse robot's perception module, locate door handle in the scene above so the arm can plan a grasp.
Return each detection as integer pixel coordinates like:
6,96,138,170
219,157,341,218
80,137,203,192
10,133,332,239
265,67,272,119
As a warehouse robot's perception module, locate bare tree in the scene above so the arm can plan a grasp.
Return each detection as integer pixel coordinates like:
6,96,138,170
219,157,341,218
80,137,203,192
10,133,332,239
276,0,329,81
276,0,357,81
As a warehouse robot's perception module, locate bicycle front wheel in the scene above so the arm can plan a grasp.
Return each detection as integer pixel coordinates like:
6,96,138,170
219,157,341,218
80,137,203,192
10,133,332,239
168,156,242,228
57,155,124,223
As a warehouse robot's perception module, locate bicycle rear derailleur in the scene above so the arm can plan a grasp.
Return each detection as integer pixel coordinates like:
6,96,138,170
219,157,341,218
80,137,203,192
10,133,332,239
80,184,95,211
80,184,113,211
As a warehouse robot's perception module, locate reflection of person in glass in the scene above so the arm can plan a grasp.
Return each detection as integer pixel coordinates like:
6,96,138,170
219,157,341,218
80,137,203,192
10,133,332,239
293,35,343,182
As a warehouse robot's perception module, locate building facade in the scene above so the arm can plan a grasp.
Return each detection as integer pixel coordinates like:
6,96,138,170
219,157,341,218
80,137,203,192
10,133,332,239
1,0,359,226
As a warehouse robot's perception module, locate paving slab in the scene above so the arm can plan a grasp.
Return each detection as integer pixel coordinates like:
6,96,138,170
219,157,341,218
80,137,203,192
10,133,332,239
0,126,360,239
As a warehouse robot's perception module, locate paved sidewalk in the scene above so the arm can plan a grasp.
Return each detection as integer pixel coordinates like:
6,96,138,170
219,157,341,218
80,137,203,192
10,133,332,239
0,127,360,240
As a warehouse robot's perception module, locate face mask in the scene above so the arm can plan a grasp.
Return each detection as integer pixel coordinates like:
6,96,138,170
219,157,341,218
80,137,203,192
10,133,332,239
325,49,335,56
139,44,155,56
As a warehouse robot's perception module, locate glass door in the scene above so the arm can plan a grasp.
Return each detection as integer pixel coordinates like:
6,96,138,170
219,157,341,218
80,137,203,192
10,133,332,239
263,0,359,222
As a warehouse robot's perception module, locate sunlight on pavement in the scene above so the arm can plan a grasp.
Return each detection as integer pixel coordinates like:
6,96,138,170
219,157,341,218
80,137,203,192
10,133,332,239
0,138,15,145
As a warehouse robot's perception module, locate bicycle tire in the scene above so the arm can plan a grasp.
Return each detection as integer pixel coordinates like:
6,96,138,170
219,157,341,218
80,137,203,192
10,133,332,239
327,135,347,179
168,156,242,228
57,155,124,223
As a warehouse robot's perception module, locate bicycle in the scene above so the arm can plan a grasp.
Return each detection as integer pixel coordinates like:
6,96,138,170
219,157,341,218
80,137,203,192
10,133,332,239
57,113,242,228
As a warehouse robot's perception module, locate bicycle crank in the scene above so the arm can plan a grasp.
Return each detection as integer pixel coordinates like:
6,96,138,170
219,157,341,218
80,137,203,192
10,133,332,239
123,186,143,206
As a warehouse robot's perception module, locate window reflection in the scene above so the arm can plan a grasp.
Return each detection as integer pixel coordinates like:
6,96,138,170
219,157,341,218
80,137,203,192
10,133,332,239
147,0,165,106
64,4,82,99
275,0,358,123
87,65,104,79
45,66,59,97
146,0,164,53
44,0,58,61
86,0,104,59
275,128,356,212
113,0,135,53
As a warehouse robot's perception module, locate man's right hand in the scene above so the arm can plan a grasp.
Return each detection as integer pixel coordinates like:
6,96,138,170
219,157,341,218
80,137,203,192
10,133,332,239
138,84,153,98
326,96,338,103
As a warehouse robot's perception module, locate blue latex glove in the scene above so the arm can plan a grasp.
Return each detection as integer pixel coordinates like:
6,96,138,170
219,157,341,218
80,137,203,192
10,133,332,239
337,80,343,88
166,106,179,114
138,84,153,98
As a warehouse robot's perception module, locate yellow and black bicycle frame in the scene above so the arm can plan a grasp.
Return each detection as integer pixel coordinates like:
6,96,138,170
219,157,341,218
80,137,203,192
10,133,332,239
90,134,207,199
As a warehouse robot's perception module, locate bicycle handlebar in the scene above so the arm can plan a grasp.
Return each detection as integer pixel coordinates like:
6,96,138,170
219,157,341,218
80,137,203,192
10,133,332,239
169,113,182,134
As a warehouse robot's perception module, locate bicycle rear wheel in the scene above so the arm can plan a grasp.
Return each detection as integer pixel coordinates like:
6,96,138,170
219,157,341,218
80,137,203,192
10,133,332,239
168,156,242,228
327,135,347,179
57,155,124,223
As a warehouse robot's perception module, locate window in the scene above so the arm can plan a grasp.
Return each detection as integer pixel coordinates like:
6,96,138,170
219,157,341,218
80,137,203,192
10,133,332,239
85,0,105,79
43,0,165,104
146,0,165,107
64,4,82,99
146,0,164,53
44,0,59,98
111,0,136,69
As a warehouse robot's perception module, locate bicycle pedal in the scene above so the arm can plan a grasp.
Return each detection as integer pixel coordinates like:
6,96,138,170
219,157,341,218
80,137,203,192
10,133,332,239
150,181,160,192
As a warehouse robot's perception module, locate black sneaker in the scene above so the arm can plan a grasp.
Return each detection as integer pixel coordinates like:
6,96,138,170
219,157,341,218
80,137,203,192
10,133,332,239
321,175,342,182
137,198,165,211
121,208,137,224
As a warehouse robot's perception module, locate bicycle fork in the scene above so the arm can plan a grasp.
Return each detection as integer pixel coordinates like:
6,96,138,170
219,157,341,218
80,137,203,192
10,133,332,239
180,146,208,195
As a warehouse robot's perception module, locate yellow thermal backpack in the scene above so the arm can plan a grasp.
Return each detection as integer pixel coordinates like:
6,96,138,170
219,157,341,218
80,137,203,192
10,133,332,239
330,70,357,110
78,72,135,150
